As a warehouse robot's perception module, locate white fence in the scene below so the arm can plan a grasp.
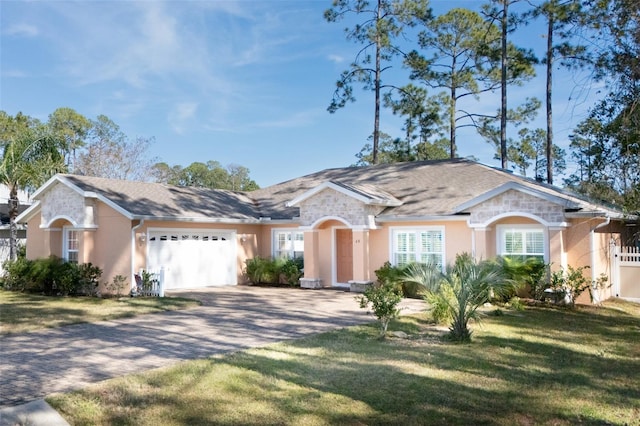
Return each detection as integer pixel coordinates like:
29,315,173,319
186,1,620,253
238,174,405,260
612,245,640,301
135,268,165,297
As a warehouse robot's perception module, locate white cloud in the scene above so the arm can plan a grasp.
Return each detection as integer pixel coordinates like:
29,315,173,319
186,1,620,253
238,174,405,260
328,54,344,64
168,102,198,134
4,23,38,37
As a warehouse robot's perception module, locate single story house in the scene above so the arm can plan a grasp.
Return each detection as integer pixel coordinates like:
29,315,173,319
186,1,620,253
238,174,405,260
17,159,637,303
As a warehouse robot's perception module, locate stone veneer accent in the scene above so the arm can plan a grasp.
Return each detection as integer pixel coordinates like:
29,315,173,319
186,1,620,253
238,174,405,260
40,183,96,228
469,189,565,225
300,278,324,289
298,188,384,227
349,280,373,293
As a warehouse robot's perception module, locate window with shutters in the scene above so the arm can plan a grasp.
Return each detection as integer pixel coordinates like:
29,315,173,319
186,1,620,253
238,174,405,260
63,228,79,263
272,230,304,259
391,227,445,271
498,225,545,261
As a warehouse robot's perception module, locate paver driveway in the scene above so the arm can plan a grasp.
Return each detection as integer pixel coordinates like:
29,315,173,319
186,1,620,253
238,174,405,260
0,286,426,408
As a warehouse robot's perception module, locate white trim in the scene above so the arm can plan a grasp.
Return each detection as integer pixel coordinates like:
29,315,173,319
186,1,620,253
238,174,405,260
389,226,446,272
41,215,80,229
131,220,145,291
496,224,548,262
308,215,354,230
62,226,80,263
376,215,469,223
132,215,265,224
16,201,41,224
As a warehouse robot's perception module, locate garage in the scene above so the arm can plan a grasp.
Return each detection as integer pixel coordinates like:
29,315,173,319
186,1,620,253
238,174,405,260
147,229,237,289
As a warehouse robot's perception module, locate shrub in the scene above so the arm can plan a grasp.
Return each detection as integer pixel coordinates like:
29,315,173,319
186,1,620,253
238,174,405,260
106,275,129,297
549,265,591,308
1,256,102,296
1,256,33,291
375,262,421,298
493,256,546,302
358,280,403,339
244,256,303,286
404,253,511,343
424,287,454,324
280,257,304,286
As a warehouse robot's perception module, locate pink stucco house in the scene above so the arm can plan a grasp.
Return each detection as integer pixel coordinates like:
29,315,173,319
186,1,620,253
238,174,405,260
17,159,637,303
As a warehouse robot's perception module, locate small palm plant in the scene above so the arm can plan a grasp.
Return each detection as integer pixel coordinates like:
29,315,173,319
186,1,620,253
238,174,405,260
404,253,511,342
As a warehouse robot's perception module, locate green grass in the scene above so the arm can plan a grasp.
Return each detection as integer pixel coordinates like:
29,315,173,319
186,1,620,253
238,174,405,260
47,299,640,426
0,290,200,334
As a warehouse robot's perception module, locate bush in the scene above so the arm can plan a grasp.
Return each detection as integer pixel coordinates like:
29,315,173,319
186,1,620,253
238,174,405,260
280,257,304,286
1,256,33,291
549,265,591,307
106,275,129,297
1,256,102,296
424,287,453,324
244,256,303,286
493,256,547,302
358,280,403,339
375,262,421,298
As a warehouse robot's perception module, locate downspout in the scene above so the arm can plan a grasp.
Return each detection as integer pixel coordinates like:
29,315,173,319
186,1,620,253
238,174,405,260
590,216,610,304
131,219,145,292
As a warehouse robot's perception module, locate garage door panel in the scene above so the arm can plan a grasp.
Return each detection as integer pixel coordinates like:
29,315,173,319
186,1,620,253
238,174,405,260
147,230,236,289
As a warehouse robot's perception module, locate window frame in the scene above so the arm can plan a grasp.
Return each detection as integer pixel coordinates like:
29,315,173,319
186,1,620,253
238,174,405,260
496,224,547,261
63,227,80,263
272,229,304,259
389,226,446,272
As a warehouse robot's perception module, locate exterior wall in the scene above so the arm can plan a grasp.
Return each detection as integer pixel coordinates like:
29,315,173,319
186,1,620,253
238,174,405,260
92,203,133,291
298,188,384,227
25,213,50,259
300,219,474,286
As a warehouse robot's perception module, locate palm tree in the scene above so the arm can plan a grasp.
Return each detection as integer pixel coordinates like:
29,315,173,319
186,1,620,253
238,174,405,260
0,112,65,261
404,253,511,342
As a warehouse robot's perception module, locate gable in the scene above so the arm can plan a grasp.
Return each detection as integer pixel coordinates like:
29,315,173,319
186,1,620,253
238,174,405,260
467,189,566,226
40,182,99,229
297,187,385,228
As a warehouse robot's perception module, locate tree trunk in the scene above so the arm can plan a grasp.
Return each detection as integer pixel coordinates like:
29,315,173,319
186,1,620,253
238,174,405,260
372,0,382,165
500,0,508,169
450,55,457,158
8,184,19,262
546,15,554,184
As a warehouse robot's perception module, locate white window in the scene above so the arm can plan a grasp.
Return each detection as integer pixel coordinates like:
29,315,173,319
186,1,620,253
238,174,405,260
63,228,79,263
273,230,304,259
391,227,445,270
498,225,545,261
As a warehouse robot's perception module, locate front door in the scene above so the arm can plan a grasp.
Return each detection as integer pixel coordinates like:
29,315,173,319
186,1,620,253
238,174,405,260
336,228,353,284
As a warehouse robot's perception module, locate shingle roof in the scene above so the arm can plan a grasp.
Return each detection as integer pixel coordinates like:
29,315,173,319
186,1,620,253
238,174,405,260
250,158,623,220
30,159,624,223
60,174,261,221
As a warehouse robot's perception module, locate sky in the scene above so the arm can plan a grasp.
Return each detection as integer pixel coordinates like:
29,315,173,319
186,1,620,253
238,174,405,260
0,0,602,188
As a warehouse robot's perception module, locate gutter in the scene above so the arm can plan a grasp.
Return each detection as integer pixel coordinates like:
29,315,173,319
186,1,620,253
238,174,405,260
590,216,611,304
131,219,145,292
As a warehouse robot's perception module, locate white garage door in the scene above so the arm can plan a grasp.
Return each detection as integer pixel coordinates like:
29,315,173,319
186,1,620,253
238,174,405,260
147,229,237,290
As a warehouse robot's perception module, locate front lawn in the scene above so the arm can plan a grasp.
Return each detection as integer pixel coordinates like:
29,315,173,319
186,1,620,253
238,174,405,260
48,299,640,425
0,290,200,334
